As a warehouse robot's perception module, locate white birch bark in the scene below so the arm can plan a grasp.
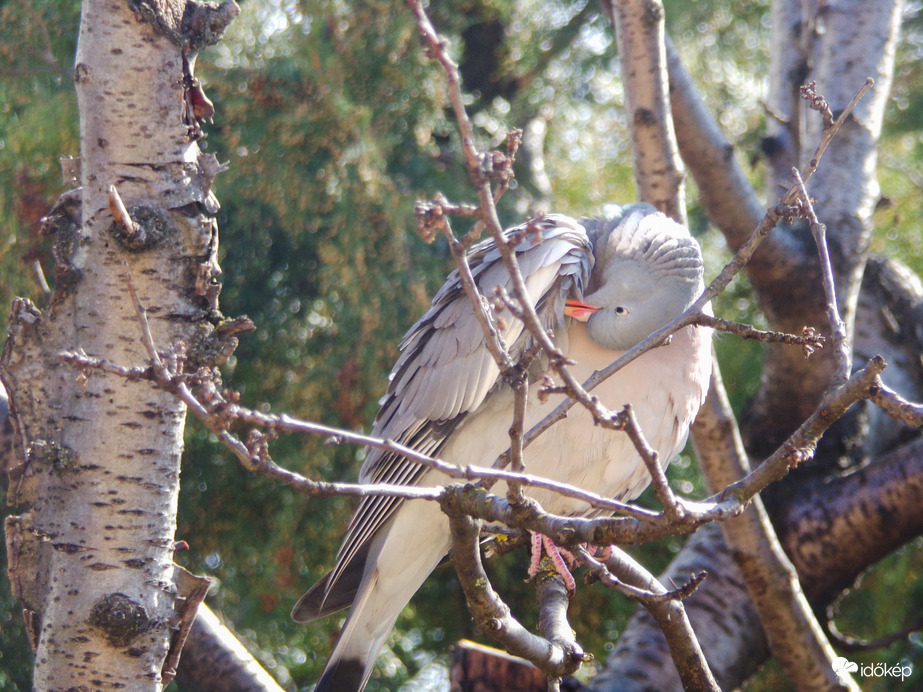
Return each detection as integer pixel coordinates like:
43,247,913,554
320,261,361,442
2,1,237,688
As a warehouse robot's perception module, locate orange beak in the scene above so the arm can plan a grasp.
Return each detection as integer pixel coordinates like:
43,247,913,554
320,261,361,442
564,299,601,323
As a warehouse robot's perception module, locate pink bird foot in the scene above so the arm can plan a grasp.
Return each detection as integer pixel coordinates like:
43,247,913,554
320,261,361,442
527,532,578,593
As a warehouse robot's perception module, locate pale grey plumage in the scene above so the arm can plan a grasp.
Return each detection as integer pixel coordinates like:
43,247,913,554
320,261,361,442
294,205,713,692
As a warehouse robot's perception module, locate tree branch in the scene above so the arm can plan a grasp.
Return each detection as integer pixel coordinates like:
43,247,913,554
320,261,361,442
791,167,851,382
692,361,859,691
580,547,718,692
606,0,685,221
447,510,584,681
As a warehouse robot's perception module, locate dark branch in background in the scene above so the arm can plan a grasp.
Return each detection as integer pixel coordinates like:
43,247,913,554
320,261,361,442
176,604,286,692
825,611,923,655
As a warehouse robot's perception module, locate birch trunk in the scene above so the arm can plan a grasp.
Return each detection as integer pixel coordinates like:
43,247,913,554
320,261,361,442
2,1,237,688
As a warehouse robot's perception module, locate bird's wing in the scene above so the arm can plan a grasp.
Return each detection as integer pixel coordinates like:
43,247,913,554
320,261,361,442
325,214,594,598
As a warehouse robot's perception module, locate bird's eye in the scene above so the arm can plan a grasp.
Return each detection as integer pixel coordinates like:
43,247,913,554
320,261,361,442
614,306,629,315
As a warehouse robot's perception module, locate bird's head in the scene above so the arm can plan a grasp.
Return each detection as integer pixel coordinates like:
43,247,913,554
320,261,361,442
566,206,704,352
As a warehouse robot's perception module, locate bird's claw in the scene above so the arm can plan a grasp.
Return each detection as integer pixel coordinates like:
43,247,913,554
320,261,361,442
527,532,578,593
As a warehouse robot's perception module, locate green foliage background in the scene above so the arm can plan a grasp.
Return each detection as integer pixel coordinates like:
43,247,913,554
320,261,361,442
1,1,922,690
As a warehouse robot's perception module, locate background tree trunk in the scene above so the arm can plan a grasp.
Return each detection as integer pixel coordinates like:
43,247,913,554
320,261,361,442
596,1,918,688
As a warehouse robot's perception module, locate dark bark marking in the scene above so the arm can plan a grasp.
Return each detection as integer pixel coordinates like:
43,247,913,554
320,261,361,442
88,592,152,647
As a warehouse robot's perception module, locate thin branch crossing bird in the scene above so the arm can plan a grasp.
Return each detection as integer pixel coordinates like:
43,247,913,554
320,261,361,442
293,204,713,692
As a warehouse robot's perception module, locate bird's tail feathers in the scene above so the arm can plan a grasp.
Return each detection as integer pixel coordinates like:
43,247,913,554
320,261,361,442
314,571,399,692
291,539,372,623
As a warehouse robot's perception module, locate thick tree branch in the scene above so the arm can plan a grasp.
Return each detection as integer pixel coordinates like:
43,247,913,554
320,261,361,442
176,604,286,692
601,429,923,690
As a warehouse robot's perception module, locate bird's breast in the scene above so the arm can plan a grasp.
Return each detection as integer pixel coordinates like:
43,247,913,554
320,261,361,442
439,321,711,517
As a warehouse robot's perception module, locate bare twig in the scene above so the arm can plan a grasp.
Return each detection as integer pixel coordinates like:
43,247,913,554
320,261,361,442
408,0,621,453
693,315,825,357
162,572,212,686
718,356,887,505
437,206,515,372
31,260,52,301
869,381,923,427
826,612,923,654
56,347,665,521
798,79,874,183
791,168,851,381
107,185,140,238
618,405,682,517
507,372,528,505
